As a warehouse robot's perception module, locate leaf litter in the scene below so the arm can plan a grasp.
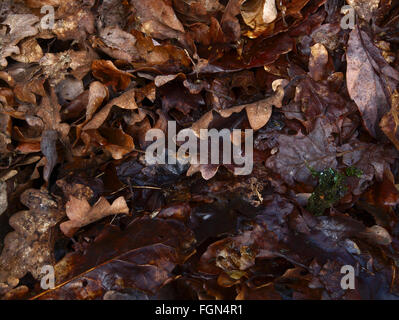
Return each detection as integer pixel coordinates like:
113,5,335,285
1,0,399,300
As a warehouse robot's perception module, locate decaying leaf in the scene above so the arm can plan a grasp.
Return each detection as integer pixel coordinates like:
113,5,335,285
96,26,140,63
266,118,338,186
346,26,399,138
35,217,195,299
0,189,64,290
11,38,43,64
52,8,95,41
346,0,380,22
1,0,399,302
0,14,39,67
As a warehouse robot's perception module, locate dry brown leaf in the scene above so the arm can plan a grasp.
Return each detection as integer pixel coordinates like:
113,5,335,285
83,89,138,131
34,217,195,299
191,110,215,136
82,127,135,160
36,89,66,130
92,60,133,91
191,79,286,133
74,81,108,143
101,127,135,160
13,78,46,105
85,81,109,121
0,14,39,67
154,73,186,87
69,49,99,80
130,0,185,40
244,83,285,130
11,37,43,63
187,163,220,180
39,50,97,86
308,43,328,81
0,71,15,87
60,196,129,237
346,0,380,21
52,8,95,41
96,26,140,62
241,0,278,32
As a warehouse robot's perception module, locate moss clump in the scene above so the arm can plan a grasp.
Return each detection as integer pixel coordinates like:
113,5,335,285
306,166,363,216
345,166,363,178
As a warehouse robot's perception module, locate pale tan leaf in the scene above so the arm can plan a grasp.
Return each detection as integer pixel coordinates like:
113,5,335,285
60,196,129,237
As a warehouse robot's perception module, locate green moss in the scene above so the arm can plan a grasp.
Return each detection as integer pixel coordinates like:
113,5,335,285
345,166,363,178
306,166,363,216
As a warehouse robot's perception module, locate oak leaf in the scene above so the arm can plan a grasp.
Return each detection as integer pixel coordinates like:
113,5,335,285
266,117,338,186
60,196,129,237
0,14,39,67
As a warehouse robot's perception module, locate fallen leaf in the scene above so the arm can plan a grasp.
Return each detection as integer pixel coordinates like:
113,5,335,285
85,81,109,122
346,26,399,138
347,0,380,21
0,14,39,67
35,217,195,299
83,88,138,131
40,130,58,183
0,181,7,216
60,196,129,237
241,0,278,32
92,60,133,91
11,38,43,63
130,0,185,40
266,117,338,186
96,26,140,62
0,189,64,284
381,91,399,150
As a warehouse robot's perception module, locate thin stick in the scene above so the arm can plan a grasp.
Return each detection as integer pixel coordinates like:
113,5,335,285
132,185,162,190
